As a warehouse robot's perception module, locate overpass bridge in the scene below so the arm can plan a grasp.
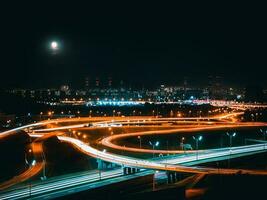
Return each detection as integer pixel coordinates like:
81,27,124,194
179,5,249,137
1,115,267,199
0,139,266,200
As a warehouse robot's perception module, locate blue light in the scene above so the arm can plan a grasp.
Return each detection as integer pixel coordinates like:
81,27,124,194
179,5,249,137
87,100,144,107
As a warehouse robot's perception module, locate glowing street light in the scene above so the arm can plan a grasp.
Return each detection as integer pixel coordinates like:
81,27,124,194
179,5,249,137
149,141,159,158
180,137,185,152
31,160,36,166
226,132,236,149
193,135,203,160
83,134,87,139
260,129,267,140
226,132,236,167
138,136,142,148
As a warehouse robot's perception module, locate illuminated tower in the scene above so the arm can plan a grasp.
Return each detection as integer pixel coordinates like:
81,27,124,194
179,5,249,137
85,77,89,90
95,77,100,87
183,77,188,100
108,77,112,87
208,76,223,99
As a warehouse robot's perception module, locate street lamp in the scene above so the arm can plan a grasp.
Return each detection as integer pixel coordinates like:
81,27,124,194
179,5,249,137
149,141,159,158
41,151,47,180
39,112,43,121
180,137,185,153
148,139,159,192
260,129,267,150
226,132,236,149
260,129,267,140
31,159,36,166
226,132,236,168
199,110,202,118
25,149,35,198
137,136,142,148
192,136,203,160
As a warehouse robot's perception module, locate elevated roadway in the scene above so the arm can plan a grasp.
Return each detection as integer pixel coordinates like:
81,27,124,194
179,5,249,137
1,112,267,199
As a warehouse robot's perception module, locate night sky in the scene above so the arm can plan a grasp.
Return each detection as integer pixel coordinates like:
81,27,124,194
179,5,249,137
1,3,267,89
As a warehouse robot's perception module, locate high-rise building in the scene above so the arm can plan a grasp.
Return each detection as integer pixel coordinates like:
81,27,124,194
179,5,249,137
85,77,90,89
183,77,188,100
60,85,70,92
208,76,224,99
120,80,124,88
95,77,100,87
108,77,112,87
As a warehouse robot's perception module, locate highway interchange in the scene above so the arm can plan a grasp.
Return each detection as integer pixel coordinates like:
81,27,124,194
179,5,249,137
1,108,267,199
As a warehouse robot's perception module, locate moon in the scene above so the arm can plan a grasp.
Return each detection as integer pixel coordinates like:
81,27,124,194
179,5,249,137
51,41,58,50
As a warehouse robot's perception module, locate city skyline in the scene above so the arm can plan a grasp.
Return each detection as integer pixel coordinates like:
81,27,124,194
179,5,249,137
2,75,247,90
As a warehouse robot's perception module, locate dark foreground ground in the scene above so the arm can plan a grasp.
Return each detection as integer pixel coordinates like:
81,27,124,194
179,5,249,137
55,173,267,200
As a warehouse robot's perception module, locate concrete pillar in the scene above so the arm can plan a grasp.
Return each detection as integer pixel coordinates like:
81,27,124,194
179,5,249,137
97,159,102,170
175,172,179,181
167,172,172,184
123,167,127,175
171,172,176,183
127,167,132,174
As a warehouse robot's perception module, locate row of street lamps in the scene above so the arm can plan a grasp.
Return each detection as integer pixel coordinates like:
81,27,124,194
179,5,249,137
136,132,241,160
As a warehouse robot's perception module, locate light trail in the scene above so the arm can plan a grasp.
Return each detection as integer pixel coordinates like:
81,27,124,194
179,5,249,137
1,111,267,196
101,122,267,154
59,135,267,175
0,168,125,199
